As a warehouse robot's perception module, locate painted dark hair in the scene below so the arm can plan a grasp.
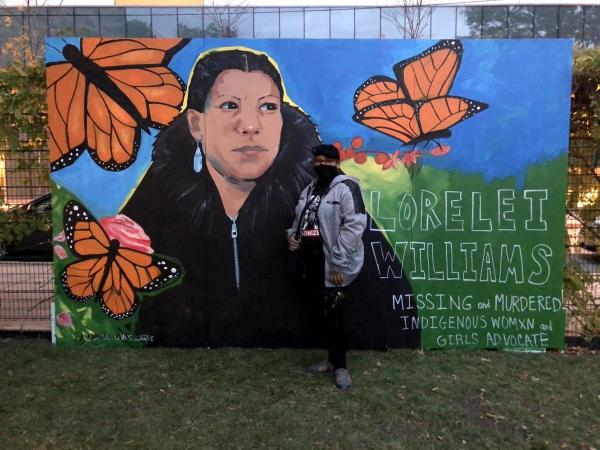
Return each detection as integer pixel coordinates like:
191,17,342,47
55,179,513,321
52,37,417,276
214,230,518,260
185,49,284,112
123,48,320,233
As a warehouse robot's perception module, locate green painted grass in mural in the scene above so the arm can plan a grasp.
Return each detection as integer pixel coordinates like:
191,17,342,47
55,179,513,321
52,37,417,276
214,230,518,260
1,337,598,449
343,154,568,350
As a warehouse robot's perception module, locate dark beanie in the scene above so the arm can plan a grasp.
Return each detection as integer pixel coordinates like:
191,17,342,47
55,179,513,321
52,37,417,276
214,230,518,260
312,144,340,161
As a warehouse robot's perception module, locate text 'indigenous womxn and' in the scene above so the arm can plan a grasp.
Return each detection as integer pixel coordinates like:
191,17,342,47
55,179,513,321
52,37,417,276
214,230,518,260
391,292,560,348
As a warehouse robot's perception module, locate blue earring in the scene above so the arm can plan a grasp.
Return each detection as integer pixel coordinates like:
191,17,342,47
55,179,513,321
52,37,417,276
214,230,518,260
193,141,203,173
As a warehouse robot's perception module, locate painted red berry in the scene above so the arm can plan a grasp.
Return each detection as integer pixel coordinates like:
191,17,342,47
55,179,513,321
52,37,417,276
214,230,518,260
351,136,363,149
353,152,367,164
374,153,389,165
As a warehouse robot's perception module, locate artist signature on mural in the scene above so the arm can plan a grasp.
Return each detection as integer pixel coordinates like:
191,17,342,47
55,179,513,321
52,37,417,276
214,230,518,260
73,332,155,344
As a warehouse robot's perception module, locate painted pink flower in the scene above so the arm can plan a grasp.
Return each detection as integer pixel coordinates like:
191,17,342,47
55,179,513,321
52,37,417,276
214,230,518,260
53,231,66,242
430,145,451,157
382,150,401,171
401,150,422,168
56,312,73,328
98,214,153,253
53,244,68,260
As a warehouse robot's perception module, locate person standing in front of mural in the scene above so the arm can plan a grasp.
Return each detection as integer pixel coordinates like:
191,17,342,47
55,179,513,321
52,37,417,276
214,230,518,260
287,144,367,390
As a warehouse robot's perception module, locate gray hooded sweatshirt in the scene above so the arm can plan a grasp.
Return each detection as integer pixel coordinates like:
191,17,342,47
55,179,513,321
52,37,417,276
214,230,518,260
287,174,367,287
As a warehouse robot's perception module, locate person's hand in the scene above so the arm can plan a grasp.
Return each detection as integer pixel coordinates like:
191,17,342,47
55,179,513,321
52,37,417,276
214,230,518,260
329,272,343,286
288,235,301,251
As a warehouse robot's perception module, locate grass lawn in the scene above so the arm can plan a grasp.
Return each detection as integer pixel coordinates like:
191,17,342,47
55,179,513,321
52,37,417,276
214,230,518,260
1,336,598,449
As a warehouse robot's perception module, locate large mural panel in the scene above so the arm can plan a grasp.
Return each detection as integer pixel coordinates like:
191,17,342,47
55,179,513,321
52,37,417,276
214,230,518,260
46,38,572,349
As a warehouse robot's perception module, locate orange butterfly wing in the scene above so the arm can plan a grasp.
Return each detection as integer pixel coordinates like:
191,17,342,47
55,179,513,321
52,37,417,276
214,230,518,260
100,263,137,318
353,76,405,111
416,97,488,135
63,257,109,302
82,38,185,67
105,67,185,128
353,100,420,144
84,38,188,171
96,250,155,319
394,40,463,101
61,201,183,319
61,201,111,301
84,38,186,131
84,82,141,171
46,63,88,171
47,38,188,172
101,249,181,319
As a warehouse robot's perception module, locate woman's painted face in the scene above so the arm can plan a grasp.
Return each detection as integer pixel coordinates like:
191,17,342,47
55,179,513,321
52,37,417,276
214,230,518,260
188,69,283,182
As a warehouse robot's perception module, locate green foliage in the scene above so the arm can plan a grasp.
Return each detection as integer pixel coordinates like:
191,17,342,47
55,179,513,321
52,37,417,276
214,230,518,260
0,4,48,240
0,61,46,151
0,60,47,247
564,259,600,341
566,50,600,336
566,51,600,337
0,197,49,252
572,47,600,139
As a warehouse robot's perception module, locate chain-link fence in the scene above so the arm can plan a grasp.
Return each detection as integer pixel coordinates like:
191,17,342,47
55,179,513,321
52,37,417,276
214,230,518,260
565,137,600,341
0,113,52,332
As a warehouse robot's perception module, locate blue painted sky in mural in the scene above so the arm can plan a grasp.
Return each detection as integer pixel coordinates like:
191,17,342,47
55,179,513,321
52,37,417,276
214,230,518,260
47,38,572,217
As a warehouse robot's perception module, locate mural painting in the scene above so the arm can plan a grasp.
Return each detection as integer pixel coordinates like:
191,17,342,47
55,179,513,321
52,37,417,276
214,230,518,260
47,38,572,350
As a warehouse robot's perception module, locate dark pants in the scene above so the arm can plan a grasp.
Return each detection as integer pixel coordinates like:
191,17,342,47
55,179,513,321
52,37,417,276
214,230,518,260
302,241,347,369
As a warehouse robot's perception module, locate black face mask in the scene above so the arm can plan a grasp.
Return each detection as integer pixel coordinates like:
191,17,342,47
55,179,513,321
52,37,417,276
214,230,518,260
314,164,339,185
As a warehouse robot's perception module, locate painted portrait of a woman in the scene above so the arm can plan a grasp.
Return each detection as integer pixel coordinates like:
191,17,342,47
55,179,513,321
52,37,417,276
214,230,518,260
123,46,418,349
123,47,323,347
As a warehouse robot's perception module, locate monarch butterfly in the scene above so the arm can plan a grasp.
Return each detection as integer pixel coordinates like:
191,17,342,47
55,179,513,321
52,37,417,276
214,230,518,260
46,38,189,172
60,200,183,320
353,40,488,148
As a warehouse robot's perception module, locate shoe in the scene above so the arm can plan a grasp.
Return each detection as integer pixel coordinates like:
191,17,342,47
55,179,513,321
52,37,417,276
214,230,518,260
308,360,334,375
334,368,352,390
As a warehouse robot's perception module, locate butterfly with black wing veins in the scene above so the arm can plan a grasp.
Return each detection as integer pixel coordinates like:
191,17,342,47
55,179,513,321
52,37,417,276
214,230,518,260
353,40,488,151
46,38,189,172
60,200,184,320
